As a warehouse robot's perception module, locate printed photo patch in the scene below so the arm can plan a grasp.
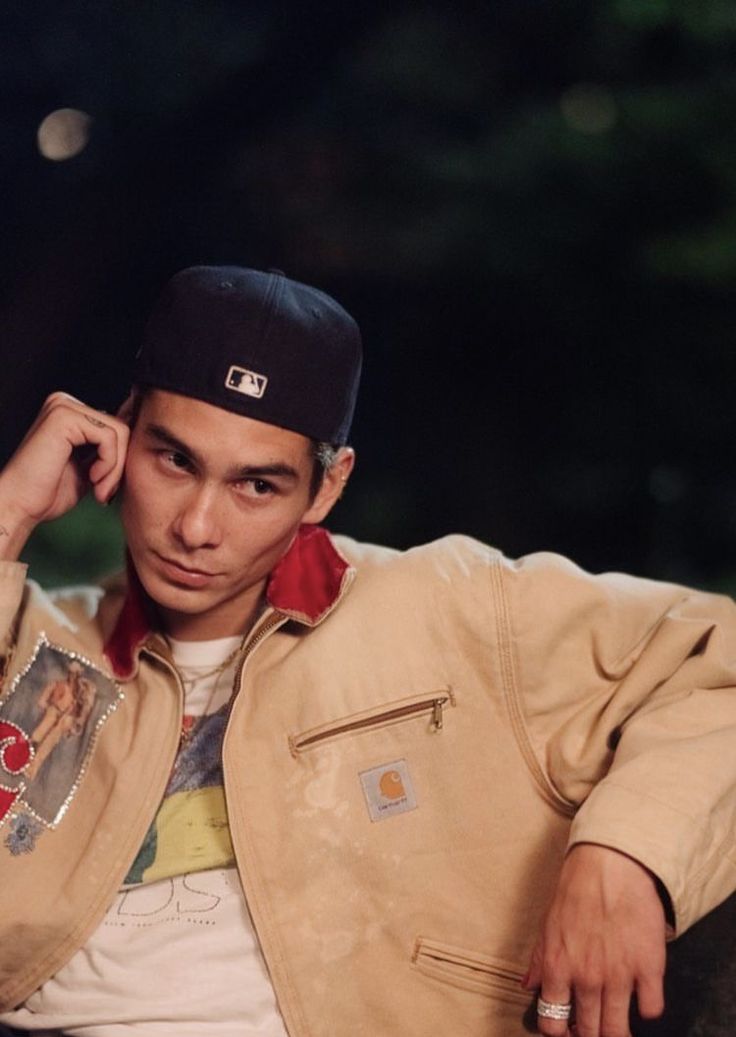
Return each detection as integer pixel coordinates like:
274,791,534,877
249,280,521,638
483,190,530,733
0,633,122,836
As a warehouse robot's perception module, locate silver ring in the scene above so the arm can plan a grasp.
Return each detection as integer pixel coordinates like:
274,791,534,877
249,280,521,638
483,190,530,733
537,996,573,1021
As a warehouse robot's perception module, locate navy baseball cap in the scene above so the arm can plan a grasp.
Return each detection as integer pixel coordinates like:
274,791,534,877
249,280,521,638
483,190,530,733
133,265,362,444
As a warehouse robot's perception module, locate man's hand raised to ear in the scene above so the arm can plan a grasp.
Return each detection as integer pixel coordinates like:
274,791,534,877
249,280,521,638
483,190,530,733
0,392,130,562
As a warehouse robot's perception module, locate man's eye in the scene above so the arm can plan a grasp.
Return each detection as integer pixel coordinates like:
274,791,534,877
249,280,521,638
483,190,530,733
162,450,191,471
250,478,274,495
235,477,275,498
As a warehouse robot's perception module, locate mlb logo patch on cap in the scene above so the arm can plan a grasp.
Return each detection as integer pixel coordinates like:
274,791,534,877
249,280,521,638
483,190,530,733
226,365,268,399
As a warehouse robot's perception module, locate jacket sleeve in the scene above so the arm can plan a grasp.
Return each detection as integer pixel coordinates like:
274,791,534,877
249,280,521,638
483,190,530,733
0,561,27,654
495,549,736,935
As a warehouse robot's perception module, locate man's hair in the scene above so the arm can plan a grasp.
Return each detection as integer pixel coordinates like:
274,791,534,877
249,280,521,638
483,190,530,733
309,441,340,499
129,388,339,501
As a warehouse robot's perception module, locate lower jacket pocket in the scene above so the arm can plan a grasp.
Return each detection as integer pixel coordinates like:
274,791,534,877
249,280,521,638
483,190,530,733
412,935,530,1005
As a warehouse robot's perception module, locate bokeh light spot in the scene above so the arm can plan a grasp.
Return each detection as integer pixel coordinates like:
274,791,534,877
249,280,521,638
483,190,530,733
560,84,617,135
37,108,92,161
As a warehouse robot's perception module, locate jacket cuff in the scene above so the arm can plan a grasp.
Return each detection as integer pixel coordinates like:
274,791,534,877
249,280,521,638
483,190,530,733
568,780,736,936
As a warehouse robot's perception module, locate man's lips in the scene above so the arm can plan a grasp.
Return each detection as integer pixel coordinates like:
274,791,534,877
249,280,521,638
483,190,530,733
154,553,220,588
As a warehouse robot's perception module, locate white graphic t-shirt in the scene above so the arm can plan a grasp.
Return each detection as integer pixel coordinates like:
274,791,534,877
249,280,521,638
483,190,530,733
2,636,289,1037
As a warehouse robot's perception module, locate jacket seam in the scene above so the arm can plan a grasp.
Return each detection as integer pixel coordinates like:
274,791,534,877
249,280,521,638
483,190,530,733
224,628,311,1037
489,555,575,816
579,778,736,885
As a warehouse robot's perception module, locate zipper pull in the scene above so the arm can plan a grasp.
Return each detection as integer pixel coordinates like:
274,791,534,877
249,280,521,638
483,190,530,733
432,698,444,731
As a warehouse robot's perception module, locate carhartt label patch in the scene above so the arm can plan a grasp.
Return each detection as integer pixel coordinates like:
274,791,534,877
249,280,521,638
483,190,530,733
360,759,417,822
225,365,268,399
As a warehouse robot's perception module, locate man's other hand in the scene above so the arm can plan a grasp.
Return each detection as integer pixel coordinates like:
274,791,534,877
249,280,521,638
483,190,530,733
0,392,130,561
524,843,666,1037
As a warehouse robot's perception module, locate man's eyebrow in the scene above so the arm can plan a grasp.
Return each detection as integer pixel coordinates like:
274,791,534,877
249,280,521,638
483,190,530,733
143,423,300,482
232,463,300,482
144,424,202,464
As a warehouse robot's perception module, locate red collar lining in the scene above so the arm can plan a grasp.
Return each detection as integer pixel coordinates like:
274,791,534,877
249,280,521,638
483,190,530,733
104,526,352,679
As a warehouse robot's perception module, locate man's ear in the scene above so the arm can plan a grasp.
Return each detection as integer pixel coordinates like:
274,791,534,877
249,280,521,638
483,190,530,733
302,447,356,525
116,390,138,427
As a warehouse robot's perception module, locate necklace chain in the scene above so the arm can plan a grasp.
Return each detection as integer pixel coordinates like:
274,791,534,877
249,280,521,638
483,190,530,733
174,636,247,747
178,640,245,687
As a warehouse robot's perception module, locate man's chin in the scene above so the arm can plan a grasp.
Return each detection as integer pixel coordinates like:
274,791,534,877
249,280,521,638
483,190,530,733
138,567,216,616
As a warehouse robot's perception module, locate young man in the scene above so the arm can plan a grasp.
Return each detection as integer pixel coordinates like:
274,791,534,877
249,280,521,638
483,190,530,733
0,266,734,1037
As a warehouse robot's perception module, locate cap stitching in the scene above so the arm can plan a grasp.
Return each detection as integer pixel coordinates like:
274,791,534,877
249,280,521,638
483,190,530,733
258,270,284,359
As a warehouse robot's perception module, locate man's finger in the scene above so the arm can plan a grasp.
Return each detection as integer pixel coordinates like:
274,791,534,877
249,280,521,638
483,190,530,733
537,986,574,1036
83,413,110,430
567,977,600,1037
523,941,543,991
636,971,665,1020
68,408,129,504
599,982,632,1037
45,390,85,408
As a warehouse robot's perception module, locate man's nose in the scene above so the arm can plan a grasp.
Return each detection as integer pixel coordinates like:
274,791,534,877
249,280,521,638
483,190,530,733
171,485,222,549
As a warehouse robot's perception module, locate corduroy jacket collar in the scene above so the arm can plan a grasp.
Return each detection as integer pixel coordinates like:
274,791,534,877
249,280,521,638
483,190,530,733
104,525,353,679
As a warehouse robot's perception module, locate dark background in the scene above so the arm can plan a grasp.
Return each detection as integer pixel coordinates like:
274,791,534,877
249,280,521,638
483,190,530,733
2,3,736,1033
3,0,736,590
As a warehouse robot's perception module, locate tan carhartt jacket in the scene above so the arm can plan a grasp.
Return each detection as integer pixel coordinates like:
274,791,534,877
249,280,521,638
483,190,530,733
0,526,735,1036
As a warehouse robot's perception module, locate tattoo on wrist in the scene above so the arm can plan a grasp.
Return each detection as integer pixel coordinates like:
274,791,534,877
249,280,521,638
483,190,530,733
84,414,108,429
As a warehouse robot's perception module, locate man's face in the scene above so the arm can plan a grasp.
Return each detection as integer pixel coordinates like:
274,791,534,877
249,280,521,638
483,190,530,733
120,390,346,640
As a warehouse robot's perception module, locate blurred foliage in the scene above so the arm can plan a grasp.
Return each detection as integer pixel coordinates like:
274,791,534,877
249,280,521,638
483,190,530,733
21,496,124,589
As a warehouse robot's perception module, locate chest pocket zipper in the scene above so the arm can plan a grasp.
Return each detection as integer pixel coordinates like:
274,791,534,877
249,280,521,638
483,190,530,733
289,689,453,756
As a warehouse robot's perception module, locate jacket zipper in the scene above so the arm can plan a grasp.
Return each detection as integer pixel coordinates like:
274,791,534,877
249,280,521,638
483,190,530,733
292,691,451,753
129,613,285,876
148,609,287,716
142,612,286,795
228,610,286,700
15,613,288,1014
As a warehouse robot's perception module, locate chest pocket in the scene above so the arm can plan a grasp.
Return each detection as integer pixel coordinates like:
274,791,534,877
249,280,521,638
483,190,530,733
288,688,454,756
287,689,454,824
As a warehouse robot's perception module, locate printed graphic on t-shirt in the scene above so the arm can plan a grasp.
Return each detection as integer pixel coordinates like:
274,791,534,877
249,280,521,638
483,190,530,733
0,634,122,842
114,871,227,927
7,866,290,1037
124,704,234,887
